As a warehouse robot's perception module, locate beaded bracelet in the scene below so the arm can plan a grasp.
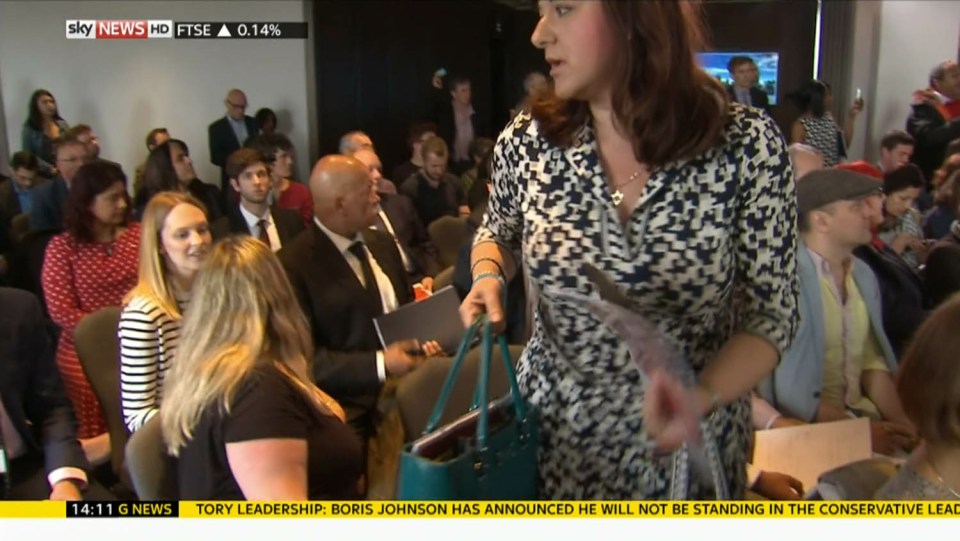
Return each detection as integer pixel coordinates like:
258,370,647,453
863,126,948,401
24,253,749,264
471,257,505,279
472,272,505,286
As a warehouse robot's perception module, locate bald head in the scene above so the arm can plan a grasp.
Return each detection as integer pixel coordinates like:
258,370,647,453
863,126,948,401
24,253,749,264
310,155,379,236
225,89,248,120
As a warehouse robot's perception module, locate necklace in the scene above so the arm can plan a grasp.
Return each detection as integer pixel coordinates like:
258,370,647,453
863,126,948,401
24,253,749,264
611,168,646,206
928,458,960,498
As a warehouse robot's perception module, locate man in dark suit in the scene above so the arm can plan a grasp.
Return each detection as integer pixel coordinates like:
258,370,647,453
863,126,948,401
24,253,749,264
351,148,440,285
211,149,303,251
0,288,109,500
430,73,490,175
278,155,433,443
725,56,771,115
29,138,87,232
208,89,259,206
1,152,47,283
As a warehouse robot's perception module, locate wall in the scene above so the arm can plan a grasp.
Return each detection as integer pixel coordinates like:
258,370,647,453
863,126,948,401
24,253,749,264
704,0,819,137
0,0,313,187
851,0,960,162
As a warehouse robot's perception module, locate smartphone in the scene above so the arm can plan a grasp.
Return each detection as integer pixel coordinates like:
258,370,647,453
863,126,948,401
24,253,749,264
855,88,862,101
435,67,447,78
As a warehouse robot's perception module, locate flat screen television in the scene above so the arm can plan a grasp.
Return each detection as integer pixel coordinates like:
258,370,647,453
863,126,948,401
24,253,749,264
696,51,780,105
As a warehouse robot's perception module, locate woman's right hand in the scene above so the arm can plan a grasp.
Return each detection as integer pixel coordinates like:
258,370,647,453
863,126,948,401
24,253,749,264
459,276,505,333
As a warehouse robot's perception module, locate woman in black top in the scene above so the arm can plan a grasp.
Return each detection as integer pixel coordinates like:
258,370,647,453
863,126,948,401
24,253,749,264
136,139,224,221
160,236,362,500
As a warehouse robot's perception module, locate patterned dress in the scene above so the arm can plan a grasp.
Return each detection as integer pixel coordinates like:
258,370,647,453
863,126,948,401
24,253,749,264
476,104,798,499
800,113,845,167
41,223,141,438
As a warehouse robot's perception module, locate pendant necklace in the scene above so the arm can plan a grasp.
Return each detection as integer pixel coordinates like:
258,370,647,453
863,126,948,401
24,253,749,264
611,168,645,206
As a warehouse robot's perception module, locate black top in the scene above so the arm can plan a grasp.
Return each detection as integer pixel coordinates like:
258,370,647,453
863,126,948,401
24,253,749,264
391,161,419,190
176,364,363,500
399,172,465,228
853,243,929,357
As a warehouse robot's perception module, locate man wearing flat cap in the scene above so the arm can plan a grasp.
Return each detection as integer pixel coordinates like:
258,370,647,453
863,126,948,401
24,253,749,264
758,168,917,456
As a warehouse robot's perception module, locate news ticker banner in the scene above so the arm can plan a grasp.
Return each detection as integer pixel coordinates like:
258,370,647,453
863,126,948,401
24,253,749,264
0,501,958,519
65,20,308,40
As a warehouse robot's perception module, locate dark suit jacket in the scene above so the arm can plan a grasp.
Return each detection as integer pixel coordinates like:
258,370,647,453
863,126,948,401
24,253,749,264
211,204,305,247
430,88,490,162
28,176,68,232
379,193,440,280
0,288,88,477
907,102,960,183
853,243,929,357
726,85,771,115
207,115,259,195
278,224,413,436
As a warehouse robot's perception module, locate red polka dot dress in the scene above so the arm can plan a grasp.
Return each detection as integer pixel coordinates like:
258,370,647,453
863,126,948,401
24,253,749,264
41,223,141,438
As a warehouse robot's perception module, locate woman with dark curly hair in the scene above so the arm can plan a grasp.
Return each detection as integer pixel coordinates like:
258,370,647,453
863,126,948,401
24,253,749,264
41,160,140,462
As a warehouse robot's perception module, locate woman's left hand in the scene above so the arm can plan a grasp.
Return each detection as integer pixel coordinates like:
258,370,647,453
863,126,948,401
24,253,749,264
643,370,702,453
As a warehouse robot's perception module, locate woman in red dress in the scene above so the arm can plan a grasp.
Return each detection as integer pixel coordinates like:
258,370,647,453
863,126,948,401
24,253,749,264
42,160,140,460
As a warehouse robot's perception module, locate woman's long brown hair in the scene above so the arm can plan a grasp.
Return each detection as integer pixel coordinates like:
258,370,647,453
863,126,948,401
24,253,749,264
532,1,729,167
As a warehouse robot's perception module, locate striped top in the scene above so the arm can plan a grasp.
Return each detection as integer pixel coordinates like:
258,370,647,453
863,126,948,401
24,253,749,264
119,294,187,433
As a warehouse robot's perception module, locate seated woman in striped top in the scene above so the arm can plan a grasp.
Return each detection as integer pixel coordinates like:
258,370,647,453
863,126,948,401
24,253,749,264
119,192,212,432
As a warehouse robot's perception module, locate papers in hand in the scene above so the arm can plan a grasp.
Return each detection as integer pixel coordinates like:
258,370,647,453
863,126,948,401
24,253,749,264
374,286,466,354
752,417,873,497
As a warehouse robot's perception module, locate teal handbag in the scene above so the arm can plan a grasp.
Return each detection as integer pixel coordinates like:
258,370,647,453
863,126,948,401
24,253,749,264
396,316,539,500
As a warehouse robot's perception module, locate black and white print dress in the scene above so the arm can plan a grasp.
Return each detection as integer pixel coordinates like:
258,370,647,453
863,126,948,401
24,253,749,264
800,113,844,167
475,104,799,499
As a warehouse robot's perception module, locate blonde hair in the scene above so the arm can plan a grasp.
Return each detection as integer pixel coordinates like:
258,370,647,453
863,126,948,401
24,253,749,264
124,192,208,319
160,236,332,455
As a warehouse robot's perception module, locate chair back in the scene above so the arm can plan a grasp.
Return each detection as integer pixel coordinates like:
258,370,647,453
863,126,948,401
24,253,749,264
14,228,59,312
125,415,179,500
10,213,30,244
395,344,524,441
432,266,455,292
427,216,470,269
74,307,130,487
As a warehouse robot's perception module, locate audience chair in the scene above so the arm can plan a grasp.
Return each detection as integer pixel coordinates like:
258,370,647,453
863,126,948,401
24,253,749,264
433,266,454,292
10,213,30,244
427,216,470,269
14,228,59,312
125,415,179,500
395,344,524,441
75,306,131,490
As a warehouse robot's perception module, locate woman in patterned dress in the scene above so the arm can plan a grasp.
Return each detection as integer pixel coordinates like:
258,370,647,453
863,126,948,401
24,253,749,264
459,1,798,499
789,80,863,167
42,161,140,462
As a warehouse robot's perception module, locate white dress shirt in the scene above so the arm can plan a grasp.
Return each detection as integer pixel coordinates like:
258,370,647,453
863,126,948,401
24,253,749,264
314,217,399,381
238,204,282,252
0,392,87,491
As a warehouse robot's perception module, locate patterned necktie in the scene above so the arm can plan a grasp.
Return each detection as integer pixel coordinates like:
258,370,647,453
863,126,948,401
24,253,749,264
257,218,270,248
348,241,383,316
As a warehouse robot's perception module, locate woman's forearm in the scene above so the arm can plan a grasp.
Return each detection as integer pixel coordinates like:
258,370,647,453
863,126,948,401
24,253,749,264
470,241,517,281
696,333,779,416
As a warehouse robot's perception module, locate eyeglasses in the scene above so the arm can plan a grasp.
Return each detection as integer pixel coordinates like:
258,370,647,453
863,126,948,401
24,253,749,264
227,101,247,109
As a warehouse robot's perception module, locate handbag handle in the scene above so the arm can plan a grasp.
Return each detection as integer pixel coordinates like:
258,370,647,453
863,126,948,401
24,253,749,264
421,315,528,444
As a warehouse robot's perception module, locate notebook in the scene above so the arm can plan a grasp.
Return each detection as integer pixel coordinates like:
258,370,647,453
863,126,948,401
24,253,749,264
374,286,466,354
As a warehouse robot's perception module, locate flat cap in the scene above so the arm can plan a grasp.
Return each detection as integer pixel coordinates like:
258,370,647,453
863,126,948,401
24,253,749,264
797,168,882,216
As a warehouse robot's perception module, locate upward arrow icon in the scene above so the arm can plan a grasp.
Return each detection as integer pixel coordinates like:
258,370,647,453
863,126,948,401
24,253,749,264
217,24,231,38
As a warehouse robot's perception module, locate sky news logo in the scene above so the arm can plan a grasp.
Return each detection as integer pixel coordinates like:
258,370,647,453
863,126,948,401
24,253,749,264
65,20,174,39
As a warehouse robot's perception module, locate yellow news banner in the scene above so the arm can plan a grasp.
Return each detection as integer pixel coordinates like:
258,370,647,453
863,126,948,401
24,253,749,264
1,501,959,519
